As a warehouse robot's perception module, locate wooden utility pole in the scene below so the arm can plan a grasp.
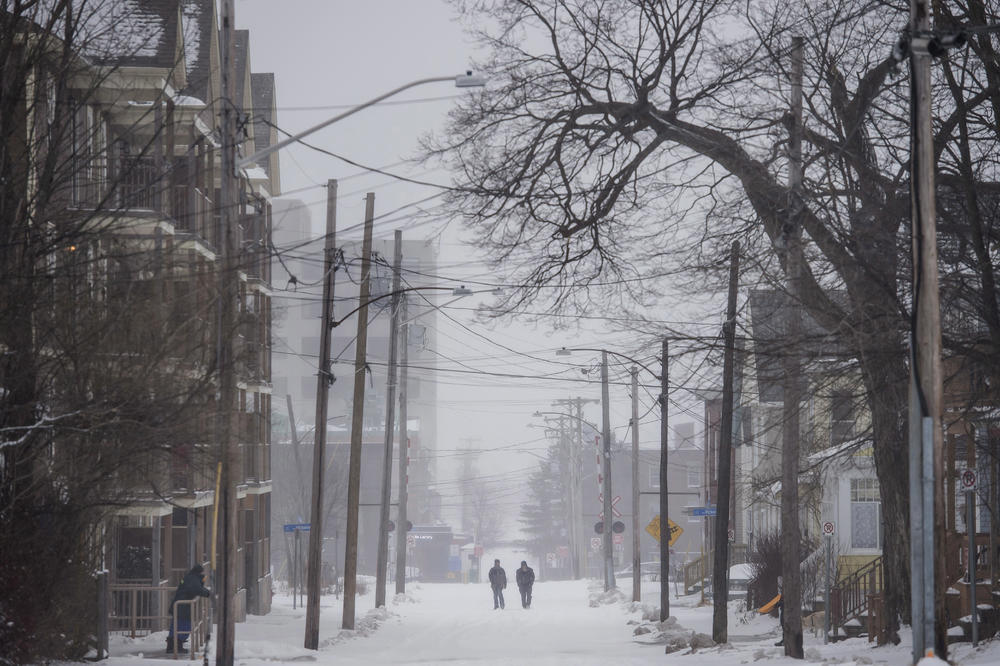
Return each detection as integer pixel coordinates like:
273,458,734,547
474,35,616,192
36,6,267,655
216,1,237,663
658,338,670,622
342,193,376,629
908,1,947,658
394,298,410,595
573,397,586,579
304,180,338,649
376,231,403,607
600,351,616,590
780,35,805,659
631,367,641,603
712,242,739,644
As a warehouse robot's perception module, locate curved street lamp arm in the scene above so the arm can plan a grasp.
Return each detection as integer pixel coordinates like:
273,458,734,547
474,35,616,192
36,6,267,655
330,286,454,328
238,76,455,169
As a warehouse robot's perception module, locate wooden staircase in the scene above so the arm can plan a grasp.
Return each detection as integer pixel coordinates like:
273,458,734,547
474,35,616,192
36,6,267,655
829,556,887,644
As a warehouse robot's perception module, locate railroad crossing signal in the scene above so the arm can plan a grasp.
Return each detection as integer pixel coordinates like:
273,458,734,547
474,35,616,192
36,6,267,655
598,494,622,519
644,515,683,547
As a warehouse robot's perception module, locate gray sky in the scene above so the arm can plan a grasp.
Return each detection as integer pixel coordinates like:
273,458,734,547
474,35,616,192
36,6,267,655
235,1,704,528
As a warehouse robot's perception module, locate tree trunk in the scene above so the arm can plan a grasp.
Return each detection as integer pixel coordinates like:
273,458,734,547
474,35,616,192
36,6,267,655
859,343,910,635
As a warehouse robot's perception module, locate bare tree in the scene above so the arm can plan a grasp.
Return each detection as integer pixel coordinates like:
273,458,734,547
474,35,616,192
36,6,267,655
1,3,222,660
429,0,1000,646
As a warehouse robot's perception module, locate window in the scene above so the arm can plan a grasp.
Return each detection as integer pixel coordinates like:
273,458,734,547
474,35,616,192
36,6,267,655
850,478,881,549
831,390,855,445
687,468,701,488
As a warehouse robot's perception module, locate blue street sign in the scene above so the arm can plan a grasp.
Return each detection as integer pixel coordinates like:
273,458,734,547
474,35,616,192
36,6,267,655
283,523,311,533
690,507,717,517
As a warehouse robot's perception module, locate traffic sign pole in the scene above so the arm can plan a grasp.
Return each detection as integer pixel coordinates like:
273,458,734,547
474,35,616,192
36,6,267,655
963,469,978,646
822,521,834,644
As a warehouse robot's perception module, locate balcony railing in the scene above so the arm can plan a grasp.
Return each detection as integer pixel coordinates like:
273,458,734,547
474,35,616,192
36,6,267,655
114,155,160,210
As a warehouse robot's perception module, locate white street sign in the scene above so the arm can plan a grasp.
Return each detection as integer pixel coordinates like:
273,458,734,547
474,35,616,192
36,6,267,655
961,469,977,490
822,521,835,536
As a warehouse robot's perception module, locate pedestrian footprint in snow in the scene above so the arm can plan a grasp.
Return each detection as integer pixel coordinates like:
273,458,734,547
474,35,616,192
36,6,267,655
488,559,507,609
516,560,534,609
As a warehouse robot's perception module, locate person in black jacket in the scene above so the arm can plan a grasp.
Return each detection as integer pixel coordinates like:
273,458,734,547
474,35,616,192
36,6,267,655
166,564,211,652
515,560,535,608
488,559,506,609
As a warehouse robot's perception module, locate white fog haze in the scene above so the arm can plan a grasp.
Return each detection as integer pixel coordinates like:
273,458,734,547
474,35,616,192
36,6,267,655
7,0,998,664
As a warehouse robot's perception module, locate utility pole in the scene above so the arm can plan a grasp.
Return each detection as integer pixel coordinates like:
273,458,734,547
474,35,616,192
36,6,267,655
712,242,740,644
552,396,595,579
631,367,641,603
342,193,376,629
600,351,616,591
780,35,805,659
573,398,585,579
216,1,237,663
658,338,670,621
304,179,337,649
394,298,410,595
376,231,403,607
909,0,946,659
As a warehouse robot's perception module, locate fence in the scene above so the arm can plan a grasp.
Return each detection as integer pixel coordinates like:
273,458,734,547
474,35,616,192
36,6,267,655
109,584,173,637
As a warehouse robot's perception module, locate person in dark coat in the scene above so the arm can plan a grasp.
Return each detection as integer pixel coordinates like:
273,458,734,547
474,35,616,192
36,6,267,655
488,559,506,609
166,564,211,651
515,560,535,608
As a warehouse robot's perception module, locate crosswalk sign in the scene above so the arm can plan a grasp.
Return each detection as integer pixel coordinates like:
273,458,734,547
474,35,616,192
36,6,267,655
645,515,683,547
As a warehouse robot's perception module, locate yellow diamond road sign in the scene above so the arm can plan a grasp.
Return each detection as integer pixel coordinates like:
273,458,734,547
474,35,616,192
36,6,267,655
645,515,683,547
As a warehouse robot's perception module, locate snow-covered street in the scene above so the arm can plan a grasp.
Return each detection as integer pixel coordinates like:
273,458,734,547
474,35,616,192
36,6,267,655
98,576,1000,666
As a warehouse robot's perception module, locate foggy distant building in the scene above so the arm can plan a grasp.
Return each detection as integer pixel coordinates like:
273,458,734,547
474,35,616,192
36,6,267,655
270,222,445,576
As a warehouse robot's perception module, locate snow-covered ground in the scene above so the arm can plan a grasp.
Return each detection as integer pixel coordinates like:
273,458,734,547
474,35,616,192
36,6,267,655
94,575,1000,665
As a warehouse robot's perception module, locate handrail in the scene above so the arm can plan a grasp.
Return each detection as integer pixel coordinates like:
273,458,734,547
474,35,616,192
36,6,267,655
830,556,883,634
170,597,209,660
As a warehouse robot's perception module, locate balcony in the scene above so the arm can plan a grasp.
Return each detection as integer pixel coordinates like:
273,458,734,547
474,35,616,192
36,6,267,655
172,183,217,249
114,155,161,210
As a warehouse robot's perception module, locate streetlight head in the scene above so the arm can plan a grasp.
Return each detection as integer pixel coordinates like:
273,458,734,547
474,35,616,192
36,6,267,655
455,71,487,88
555,347,572,356
452,285,473,296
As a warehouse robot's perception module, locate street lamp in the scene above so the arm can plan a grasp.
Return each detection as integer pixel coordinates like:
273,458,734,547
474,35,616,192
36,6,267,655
381,284,499,603
266,71,486,648
532,410,599,581
237,72,486,169
556,345,667,606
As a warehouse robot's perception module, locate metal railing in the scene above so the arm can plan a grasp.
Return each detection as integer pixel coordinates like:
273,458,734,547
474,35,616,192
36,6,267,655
169,597,209,660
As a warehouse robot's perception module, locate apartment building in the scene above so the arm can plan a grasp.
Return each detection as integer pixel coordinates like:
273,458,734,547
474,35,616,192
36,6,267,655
0,1,278,638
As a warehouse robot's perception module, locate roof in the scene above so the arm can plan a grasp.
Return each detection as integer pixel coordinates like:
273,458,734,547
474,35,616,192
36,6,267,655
86,0,182,70
250,72,275,171
233,29,249,110
180,0,215,102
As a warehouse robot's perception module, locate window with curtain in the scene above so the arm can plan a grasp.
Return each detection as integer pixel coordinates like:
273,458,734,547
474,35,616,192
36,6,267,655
851,477,881,549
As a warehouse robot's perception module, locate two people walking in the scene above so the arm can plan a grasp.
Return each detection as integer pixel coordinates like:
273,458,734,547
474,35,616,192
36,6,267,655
488,559,534,610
